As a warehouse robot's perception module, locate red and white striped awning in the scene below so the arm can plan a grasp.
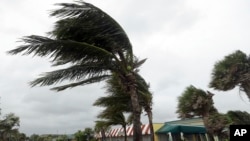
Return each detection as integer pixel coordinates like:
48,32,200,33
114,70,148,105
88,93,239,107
96,124,151,138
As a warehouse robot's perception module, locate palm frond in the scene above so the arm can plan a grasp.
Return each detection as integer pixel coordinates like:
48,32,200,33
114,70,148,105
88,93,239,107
133,58,147,69
176,85,216,118
7,35,114,65
29,62,111,87
209,50,249,90
50,1,133,58
50,1,92,18
93,95,130,109
51,75,110,91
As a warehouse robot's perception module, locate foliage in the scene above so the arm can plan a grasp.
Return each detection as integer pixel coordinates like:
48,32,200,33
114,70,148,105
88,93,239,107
206,113,228,137
74,130,84,141
56,135,68,141
94,72,154,140
8,2,148,140
209,50,250,99
176,85,216,118
7,1,135,91
226,110,250,125
74,128,95,141
0,113,20,140
176,85,229,140
30,134,40,141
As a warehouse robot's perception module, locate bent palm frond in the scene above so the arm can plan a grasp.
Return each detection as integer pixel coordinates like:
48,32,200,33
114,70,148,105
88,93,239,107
51,75,110,91
29,61,112,86
7,35,114,65
50,1,133,59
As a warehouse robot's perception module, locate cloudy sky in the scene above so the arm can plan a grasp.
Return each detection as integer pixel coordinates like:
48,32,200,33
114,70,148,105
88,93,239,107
1,0,250,136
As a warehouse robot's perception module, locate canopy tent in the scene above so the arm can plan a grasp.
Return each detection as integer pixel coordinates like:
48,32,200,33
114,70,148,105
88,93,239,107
156,124,206,134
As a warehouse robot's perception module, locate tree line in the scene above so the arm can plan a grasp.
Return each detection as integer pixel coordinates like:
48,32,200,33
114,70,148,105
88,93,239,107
29,128,95,141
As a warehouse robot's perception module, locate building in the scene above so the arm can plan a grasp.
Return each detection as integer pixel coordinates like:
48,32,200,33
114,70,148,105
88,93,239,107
95,123,163,141
95,118,210,141
156,118,208,141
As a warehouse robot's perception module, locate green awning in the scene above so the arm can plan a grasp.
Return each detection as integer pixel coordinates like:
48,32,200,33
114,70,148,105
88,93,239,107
156,124,206,134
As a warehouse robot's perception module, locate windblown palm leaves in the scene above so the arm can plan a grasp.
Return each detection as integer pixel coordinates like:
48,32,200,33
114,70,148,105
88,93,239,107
93,72,151,118
176,86,227,140
94,72,152,113
226,110,250,125
176,85,216,119
209,50,250,99
8,1,147,141
94,72,154,141
8,1,134,90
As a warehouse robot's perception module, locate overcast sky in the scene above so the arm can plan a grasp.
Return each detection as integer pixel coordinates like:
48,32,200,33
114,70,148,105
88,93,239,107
1,0,250,136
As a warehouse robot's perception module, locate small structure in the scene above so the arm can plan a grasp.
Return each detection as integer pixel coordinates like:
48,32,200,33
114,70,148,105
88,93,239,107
156,118,208,141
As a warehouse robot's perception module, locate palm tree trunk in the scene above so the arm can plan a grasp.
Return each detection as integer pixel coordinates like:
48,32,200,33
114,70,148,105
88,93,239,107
123,125,127,141
101,129,106,141
127,73,142,141
146,110,154,141
202,115,215,141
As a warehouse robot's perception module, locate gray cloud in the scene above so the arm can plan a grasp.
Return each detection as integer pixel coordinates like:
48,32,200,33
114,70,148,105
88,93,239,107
1,0,250,136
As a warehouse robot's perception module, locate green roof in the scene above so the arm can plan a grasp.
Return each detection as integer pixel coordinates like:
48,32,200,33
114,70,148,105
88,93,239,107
156,124,206,134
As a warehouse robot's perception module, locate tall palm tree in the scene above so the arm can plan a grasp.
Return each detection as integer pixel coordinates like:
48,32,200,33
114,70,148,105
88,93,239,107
7,2,147,140
209,50,250,100
136,74,154,141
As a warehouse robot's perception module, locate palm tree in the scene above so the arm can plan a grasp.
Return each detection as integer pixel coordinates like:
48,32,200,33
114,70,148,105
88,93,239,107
176,85,218,141
136,74,154,141
94,72,155,140
209,50,250,100
206,113,228,140
94,120,111,141
176,85,216,118
97,107,132,141
8,2,147,140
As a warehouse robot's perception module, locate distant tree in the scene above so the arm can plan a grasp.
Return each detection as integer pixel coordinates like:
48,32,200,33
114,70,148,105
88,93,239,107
94,120,111,141
176,85,221,141
30,134,39,141
176,85,217,118
0,113,20,140
56,134,68,141
209,50,250,100
15,132,27,141
97,107,131,141
74,130,84,141
8,2,149,140
83,128,95,141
